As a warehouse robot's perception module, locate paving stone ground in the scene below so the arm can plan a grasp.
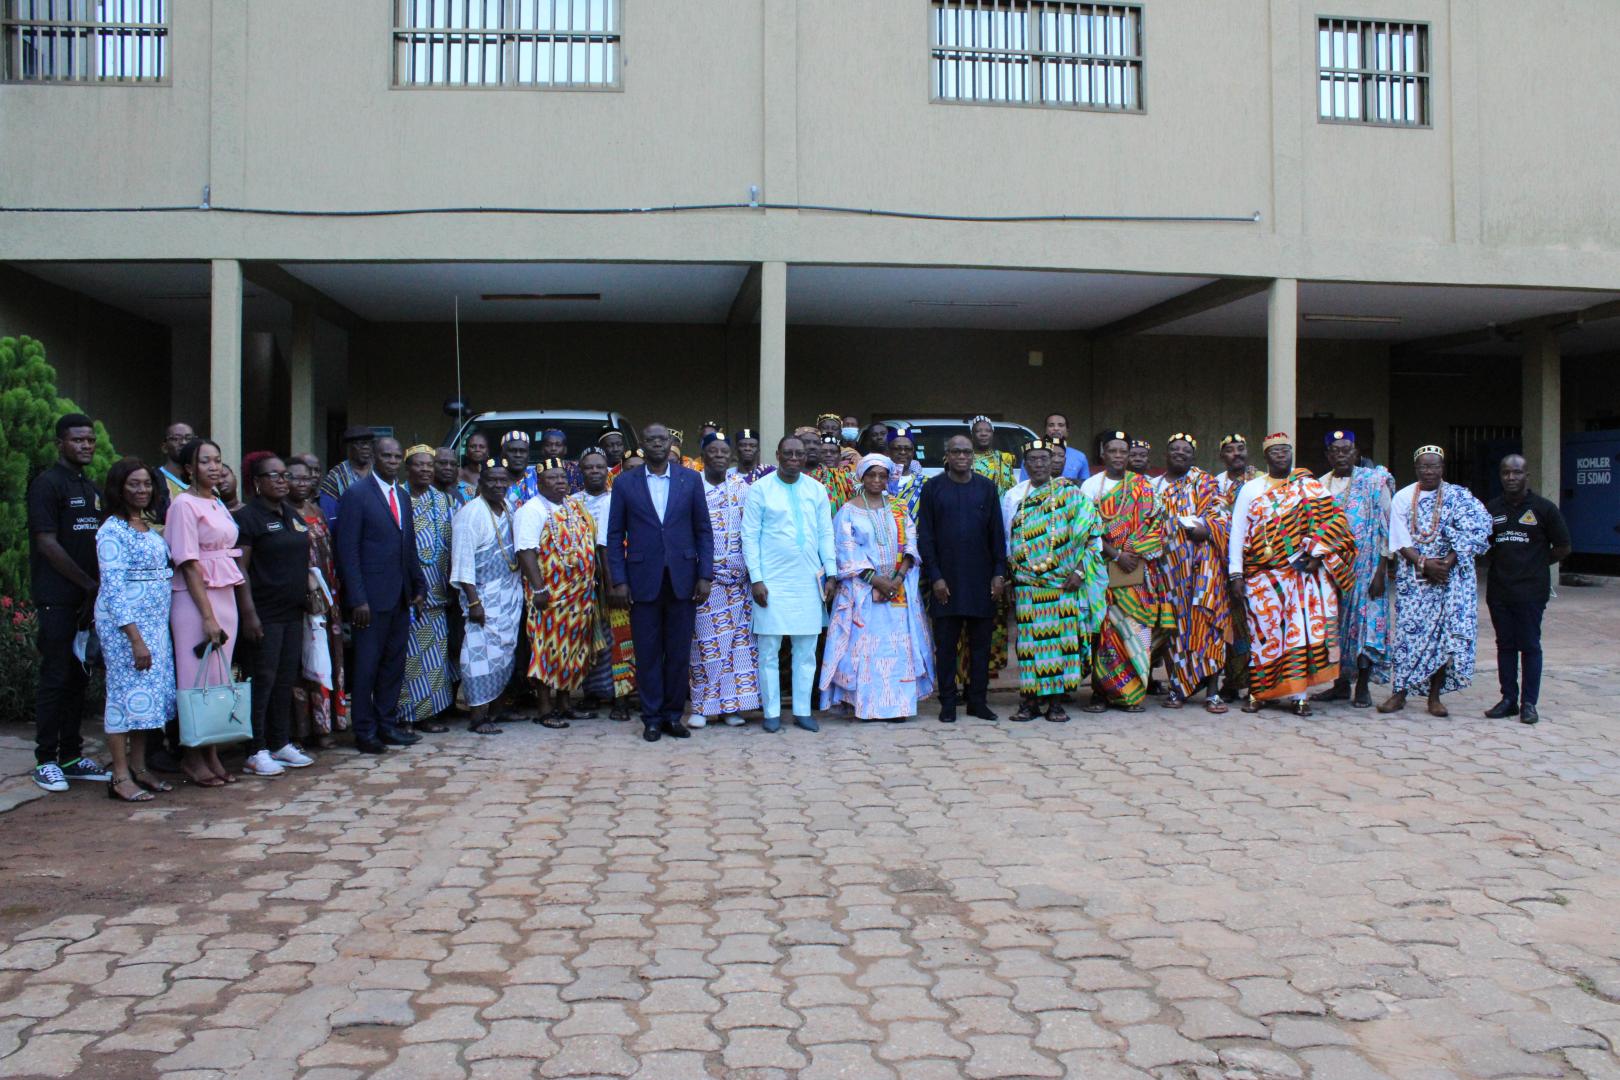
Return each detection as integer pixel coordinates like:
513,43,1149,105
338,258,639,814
1,586,1618,1079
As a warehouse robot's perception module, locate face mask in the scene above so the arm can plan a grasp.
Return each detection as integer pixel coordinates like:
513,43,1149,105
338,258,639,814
840,426,859,443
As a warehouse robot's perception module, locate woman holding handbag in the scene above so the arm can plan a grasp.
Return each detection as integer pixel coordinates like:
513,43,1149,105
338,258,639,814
95,458,177,802
165,438,247,787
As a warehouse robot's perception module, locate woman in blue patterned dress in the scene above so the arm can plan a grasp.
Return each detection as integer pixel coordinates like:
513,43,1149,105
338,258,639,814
95,459,176,802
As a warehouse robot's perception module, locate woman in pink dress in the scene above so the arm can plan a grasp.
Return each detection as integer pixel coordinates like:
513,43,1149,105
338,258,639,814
165,438,247,787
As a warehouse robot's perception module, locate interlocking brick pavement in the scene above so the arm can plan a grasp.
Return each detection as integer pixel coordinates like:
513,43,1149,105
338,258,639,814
0,587,1617,1078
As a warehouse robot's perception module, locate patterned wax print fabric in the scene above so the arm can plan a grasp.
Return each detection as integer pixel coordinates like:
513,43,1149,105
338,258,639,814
973,450,1019,496
1007,479,1106,697
399,487,455,721
1085,472,1169,706
1322,465,1394,683
820,495,935,719
1150,468,1233,697
94,517,176,733
454,479,477,507
1215,467,1258,511
574,491,637,702
506,465,540,512
690,475,761,717
451,499,524,708
517,496,597,692
317,460,362,504
894,473,924,522
809,464,856,513
733,462,777,485
1388,481,1492,695
1231,470,1357,701
294,504,348,733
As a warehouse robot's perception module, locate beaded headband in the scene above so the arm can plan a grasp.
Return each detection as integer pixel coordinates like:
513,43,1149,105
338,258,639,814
816,413,842,424
1219,432,1247,448
500,430,530,445
1325,428,1357,447
579,446,608,462
967,414,993,428
733,428,758,441
1129,439,1152,450
1413,444,1446,461
481,456,512,472
1262,432,1291,450
1167,432,1198,449
1022,438,1057,455
538,457,566,471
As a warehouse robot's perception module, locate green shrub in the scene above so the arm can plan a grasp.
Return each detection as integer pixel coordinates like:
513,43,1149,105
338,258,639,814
0,335,119,601
0,596,37,726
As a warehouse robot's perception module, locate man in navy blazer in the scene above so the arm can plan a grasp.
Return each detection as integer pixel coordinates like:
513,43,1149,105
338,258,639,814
606,423,714,742
335,437,427,754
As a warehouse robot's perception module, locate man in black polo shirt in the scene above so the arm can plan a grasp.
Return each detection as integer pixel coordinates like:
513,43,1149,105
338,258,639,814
1484,454,1572,726
26,414,113,791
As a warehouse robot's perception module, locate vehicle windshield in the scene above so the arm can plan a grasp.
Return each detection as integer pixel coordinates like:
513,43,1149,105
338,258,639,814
892,422,1029,465
451,418,636,461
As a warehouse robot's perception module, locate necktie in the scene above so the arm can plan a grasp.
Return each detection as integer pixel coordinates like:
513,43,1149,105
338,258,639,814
387,485,400,526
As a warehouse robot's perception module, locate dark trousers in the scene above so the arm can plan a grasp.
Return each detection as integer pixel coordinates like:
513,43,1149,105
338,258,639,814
34,604,88,766
350,603,410,741
933,615,992,708
628,572,696,730
1488,597,1546,707
245,619,301,753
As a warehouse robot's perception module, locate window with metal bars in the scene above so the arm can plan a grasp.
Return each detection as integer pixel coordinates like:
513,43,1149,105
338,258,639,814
1317,16,1429,126
393,0,620,89
930,1,1142,112
2,0,167,83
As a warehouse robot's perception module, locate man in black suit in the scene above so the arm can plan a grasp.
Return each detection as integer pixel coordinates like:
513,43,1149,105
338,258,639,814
335,437,427,753
605,423,714,743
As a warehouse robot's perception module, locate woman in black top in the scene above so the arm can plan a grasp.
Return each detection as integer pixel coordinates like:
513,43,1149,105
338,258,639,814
235,453,325,777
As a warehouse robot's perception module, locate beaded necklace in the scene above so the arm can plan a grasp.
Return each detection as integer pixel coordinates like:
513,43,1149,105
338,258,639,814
1408,482,1445,545
485,499,518,572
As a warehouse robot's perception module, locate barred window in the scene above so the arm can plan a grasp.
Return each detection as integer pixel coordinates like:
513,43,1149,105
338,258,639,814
2,0,168,83
931,1,1143,112
393,0,620,89
1318,17,1429,126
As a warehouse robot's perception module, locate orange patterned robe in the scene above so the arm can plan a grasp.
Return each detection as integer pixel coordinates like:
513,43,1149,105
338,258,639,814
525,498,598,691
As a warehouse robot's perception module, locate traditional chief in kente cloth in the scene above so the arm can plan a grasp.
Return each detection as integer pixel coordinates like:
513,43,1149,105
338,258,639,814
1148,432,1232,713
515,458,600,728
1227,432,1357,716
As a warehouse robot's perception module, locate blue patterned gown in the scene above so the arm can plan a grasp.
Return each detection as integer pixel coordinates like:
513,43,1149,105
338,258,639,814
400,487,455,721
1389,481,1492,695
94,517,176,733
1323,465,1395,683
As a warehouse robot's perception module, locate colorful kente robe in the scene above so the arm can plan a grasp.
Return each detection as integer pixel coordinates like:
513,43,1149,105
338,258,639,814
1388,482,1492,696
973,450,1019,495
1151,469,1233,697
1229,470,1357,700
1322,466,1395,683
810,465,856,513
730,463,777,485
518,496,597,691
1007,479,1106,697
691,475,761,717
1086,472,1169,706
1214,466,1259,690
894,473,925,522
400,487,455,721
575,489,636,701
821,495,935,718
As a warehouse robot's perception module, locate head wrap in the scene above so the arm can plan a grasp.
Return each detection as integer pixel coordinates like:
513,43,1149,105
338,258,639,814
701,431,728,448
1129,439,1152,450
404,443,435,461
1325,428,1357,447
1167,432,1198,449
967,414,993,429
856,453,895,479
1262,432,1291,450
888,425,917,444
541,428,565,442
538,457,567,472
1219,432,1247,449
500,429,530,446
1413,444,1446,462
733,428,758,442
1021,438,1057,456
815,412,842,425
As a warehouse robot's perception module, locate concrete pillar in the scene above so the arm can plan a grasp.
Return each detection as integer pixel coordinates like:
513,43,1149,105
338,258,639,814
1522,328,1561,500
289,305,316,457
759,261,788,452
210,259,243,470
1266,278,1298,439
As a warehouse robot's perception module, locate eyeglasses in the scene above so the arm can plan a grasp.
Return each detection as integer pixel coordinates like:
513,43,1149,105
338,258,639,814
255,471,290,481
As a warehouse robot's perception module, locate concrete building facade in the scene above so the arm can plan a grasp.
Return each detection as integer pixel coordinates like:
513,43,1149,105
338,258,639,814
2,0,1617,504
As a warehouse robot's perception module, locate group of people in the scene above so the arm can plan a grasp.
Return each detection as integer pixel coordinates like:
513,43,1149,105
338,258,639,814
26,406,1571,796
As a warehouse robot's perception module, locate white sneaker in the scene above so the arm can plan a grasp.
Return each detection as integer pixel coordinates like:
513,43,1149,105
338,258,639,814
723,714,746,727
243,750,286,777
687,715,707,729
271,744,314,768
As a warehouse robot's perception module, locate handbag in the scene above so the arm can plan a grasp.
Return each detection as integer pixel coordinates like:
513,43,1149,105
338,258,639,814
177,643,253,748
301,613,333,689
1107,559,1145,589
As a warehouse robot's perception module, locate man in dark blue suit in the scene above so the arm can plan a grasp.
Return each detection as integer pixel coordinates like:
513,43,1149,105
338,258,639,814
335,437,427,754
606,423,714,743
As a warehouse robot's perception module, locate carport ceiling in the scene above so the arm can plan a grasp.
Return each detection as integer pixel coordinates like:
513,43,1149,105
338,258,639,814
10,261,290,328
283,262,752,324
788,266,1214,330
1148,281,1620,355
